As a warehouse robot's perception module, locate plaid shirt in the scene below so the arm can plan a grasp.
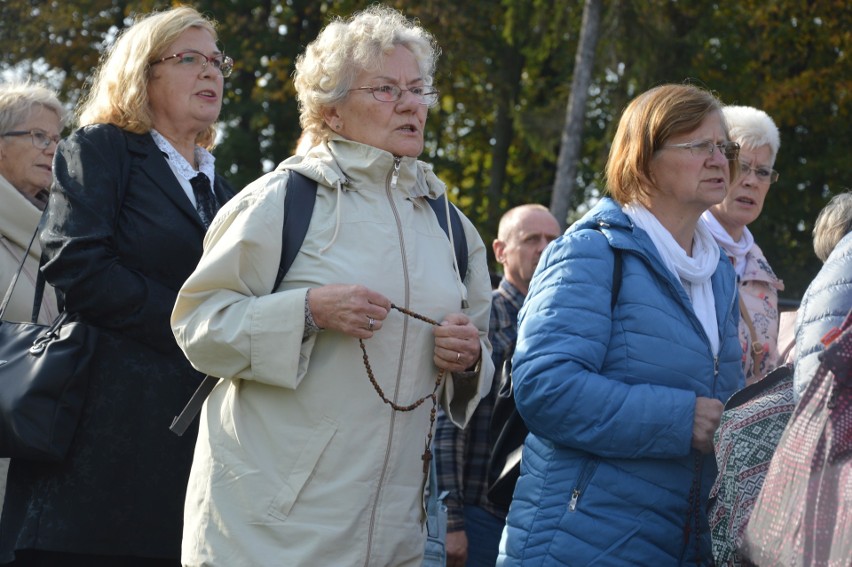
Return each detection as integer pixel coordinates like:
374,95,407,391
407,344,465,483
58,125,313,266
434,278,525,530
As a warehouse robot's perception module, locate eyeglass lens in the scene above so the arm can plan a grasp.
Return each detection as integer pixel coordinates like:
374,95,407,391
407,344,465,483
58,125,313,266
739,162,778,182
698,142,739,160
1,130,59,149
361,85,438,105
155,51,233,77
185,52,232,76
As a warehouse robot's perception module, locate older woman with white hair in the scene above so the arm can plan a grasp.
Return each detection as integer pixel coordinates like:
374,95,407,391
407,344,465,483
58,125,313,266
171,5,493,565
702,106,785,385
0,80,64,325
0,79,64,522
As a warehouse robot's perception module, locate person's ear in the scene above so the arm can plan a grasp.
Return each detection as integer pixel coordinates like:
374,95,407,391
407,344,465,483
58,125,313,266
322,107,343,132
493,239,506,264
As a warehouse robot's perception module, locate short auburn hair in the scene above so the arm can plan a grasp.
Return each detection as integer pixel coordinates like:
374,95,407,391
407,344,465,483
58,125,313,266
605,84,735,206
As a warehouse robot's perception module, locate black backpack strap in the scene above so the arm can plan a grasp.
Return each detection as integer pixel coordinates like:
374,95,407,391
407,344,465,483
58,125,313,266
611,247,622,309
171,171,318,436
276,172,317,290
426,194,468,279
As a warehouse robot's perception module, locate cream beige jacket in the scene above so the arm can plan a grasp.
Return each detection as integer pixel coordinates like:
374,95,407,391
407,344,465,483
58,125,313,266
172,139,493,567
0,173,58,324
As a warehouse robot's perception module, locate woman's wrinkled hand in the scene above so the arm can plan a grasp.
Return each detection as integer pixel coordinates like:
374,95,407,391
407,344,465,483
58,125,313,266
433,312,481,372
308,284,391,339
692,396,723,453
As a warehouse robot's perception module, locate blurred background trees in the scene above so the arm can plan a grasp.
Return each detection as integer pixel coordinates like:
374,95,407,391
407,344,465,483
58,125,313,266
1,0,849,301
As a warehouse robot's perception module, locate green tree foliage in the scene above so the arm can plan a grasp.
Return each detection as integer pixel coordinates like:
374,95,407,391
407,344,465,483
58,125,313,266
400,0,580,266
711,0,852,298
1,0,848,298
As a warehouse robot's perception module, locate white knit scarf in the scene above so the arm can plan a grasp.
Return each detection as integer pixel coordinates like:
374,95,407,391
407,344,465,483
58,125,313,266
701,210,754,279
624,203,720,354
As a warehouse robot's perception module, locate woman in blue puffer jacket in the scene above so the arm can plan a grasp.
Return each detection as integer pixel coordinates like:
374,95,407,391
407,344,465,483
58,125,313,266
793,193,852,401
499,84,745,566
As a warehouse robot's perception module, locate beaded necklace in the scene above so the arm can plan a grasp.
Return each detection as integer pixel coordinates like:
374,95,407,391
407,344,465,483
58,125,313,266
358,303,445,472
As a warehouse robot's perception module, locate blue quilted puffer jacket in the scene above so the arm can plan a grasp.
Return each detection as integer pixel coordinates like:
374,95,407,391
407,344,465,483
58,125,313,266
501,198,744,566
793,231,852,400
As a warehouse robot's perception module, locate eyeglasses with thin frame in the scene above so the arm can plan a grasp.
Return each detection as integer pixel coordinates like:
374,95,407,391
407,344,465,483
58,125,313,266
349,85,440,107
738,161,779,184
150,49,234,78
662,140,741,161
1,129,61,149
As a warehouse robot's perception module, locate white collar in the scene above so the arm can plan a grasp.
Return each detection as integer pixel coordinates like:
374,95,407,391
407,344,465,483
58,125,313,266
701,211,754,279
150,129,216,184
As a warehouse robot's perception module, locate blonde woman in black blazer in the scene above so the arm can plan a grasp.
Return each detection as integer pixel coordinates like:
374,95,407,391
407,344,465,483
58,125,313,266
0,7,234,566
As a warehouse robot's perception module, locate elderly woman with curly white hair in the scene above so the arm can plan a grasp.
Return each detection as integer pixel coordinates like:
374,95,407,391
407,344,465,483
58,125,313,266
702,106,785,385
171,5,493,565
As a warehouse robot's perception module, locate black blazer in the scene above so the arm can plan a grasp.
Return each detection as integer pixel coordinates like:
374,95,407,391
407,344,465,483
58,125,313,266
41,124,233,351
0,124,235,560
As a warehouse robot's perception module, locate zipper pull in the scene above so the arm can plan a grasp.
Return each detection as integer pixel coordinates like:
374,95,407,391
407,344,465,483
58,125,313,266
390,157,401,190
568,488,580,511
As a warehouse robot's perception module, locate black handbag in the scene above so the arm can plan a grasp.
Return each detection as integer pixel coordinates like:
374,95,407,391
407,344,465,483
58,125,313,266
0,227,97,462
486,354,526,510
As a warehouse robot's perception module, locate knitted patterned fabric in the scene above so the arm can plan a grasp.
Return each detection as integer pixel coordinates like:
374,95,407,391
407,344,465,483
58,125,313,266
709,365,795,566
741,309,852,566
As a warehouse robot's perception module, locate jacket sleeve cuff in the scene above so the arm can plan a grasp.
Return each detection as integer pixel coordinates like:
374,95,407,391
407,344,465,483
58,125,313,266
442,338,494,428
445,497,465,531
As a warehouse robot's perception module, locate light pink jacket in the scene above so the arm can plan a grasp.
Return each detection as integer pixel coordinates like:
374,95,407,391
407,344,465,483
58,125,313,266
732,243,785,382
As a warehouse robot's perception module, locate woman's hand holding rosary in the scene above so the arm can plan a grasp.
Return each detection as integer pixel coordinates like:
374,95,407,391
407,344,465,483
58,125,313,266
308,282,481,371
432,313,481,372
307,282,481,470
307,284,391,339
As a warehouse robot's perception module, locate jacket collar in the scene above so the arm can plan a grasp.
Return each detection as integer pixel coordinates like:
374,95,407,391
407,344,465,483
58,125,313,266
280,136,446,201
125,131,209,229
0,172,43,254
738,243,785,290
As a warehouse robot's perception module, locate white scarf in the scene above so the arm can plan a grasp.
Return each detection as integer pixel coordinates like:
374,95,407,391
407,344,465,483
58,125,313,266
701,211,754,279
624,203,720,355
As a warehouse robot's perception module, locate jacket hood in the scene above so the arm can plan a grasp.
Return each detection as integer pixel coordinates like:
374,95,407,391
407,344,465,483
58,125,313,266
270,136,461,287
570,197,633,232
276,136,448,200
568,197,640,255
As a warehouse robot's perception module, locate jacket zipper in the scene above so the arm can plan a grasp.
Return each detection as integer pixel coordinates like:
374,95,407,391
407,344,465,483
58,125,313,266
712,271,737,398
568,457,600,512
364,156,408,567
390,157,401,190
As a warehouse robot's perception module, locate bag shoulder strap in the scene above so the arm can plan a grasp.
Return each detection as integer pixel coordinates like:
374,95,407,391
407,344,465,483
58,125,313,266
0,227,40,320
425,195,469,279
276,171,317,290
739,294,766,380
819,307,852,379
170,171,316,436
611,247,621,309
